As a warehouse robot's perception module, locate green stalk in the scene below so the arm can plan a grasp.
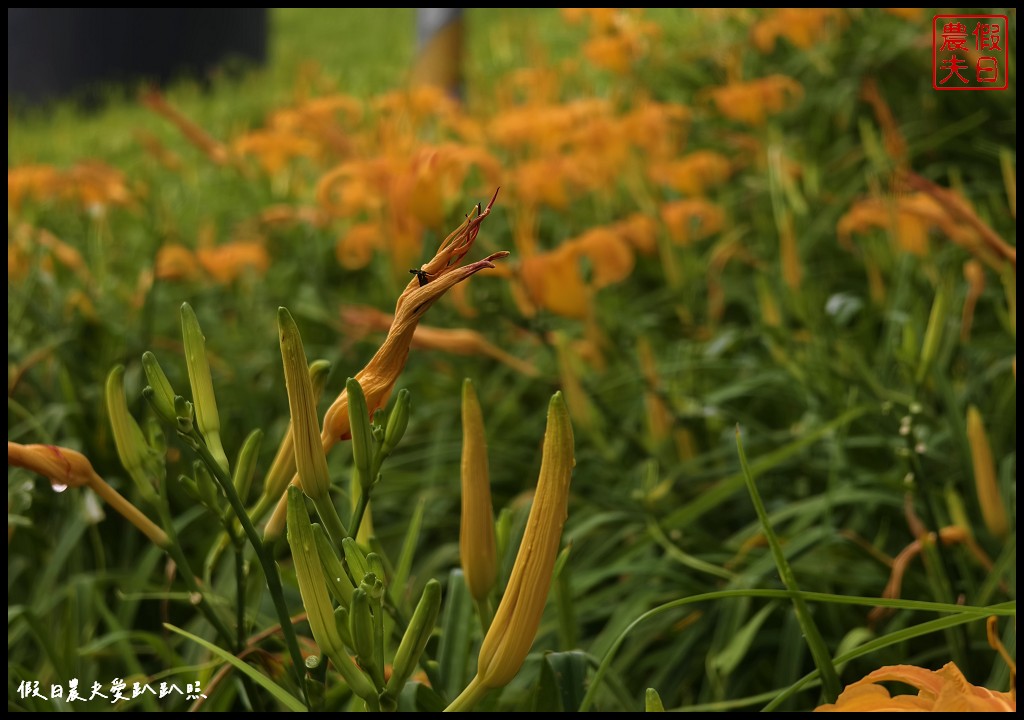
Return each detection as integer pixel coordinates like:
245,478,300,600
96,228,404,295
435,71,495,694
734,428,841,702
154,475,235,649
189,432,308,700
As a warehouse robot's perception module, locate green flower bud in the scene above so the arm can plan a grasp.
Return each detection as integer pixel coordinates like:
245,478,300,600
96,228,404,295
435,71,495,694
459,378,497,603
386,579,441,696
382,389,411,456
180,303,229,474
232,429,263,505
334,606,354,650
141,351,177,423
278,308,332,503
645,688,665,712
342,537,369,581
174,395,194,434
313,523,354,608
286,486,376,701
105,365,161,505
349,587,376,670
195,460,220,511
346,377,375,491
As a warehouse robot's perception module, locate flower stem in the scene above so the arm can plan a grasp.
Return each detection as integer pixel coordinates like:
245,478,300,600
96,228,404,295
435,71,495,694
444,675,489,713
190,432,308,703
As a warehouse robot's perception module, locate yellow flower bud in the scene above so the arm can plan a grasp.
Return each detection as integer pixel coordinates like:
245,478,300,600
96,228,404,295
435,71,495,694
475,393,575,689
278,308,332,504
966,406,1008,539
459,379,497,603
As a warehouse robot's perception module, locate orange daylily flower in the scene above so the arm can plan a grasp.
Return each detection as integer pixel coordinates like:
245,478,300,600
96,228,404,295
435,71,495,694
335,222,384,270
155,244,202,281
196,241,270,284
814,662,1015,712
708,75,804,126
751,9,843,54
233,129,321,175
660,199,726,245
648,151,732,196
8,162,133,214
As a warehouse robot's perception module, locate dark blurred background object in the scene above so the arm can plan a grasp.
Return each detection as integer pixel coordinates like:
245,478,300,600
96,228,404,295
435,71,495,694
8,8,268,107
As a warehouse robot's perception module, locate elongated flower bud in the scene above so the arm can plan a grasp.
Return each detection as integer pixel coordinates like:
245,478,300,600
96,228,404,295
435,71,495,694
141,351,177,423
387,579,442,696
346,377,375,491
105,365,161,505
180,303,229,473
232,428,263,504
279,308,332,503
349,588,376,669
459,379,497,603
382,388,411,456
286,487,376,701
476,392,574,687
966,406,1008,539
313,524,354,608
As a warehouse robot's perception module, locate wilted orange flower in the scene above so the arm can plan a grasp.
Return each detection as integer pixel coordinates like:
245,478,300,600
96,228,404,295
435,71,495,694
340,305,538,377
648,151,732,195
660,199,726,245
814,662,1015,712
751,9,843,53
265,194,508,533
142,90,229,165
8,441,169,547
868,525,995,625
324,192,508,446
708,75,803,126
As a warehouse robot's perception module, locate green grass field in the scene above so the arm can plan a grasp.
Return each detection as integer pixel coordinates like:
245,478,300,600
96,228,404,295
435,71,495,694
8,8,1016,712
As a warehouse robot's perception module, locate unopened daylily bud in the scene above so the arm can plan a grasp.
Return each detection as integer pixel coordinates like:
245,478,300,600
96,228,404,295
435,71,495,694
141,351,177,423
381,388,411,456
279,308,332,504
966,406,1008,539
314,524,354,608
343,537,369,581
286,486,376,702
335,606,354,650
144,416,166,454
195,460,220,511
349,587,376,669
460,379,497,603
646,688,665,712
174,395,194,434
232,429,263,505
254,359,330,527
180,303,229,474
346,377,375,491
386,579,442,696
367,553,388,588
105,366,161,505
916,281,950,384
475,392,574,688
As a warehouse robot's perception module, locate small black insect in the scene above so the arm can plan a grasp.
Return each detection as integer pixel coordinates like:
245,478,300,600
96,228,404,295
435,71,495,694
409,268,433,287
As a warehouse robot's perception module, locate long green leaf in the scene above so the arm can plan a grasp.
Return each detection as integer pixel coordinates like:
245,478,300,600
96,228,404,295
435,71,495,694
164,623,306,712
